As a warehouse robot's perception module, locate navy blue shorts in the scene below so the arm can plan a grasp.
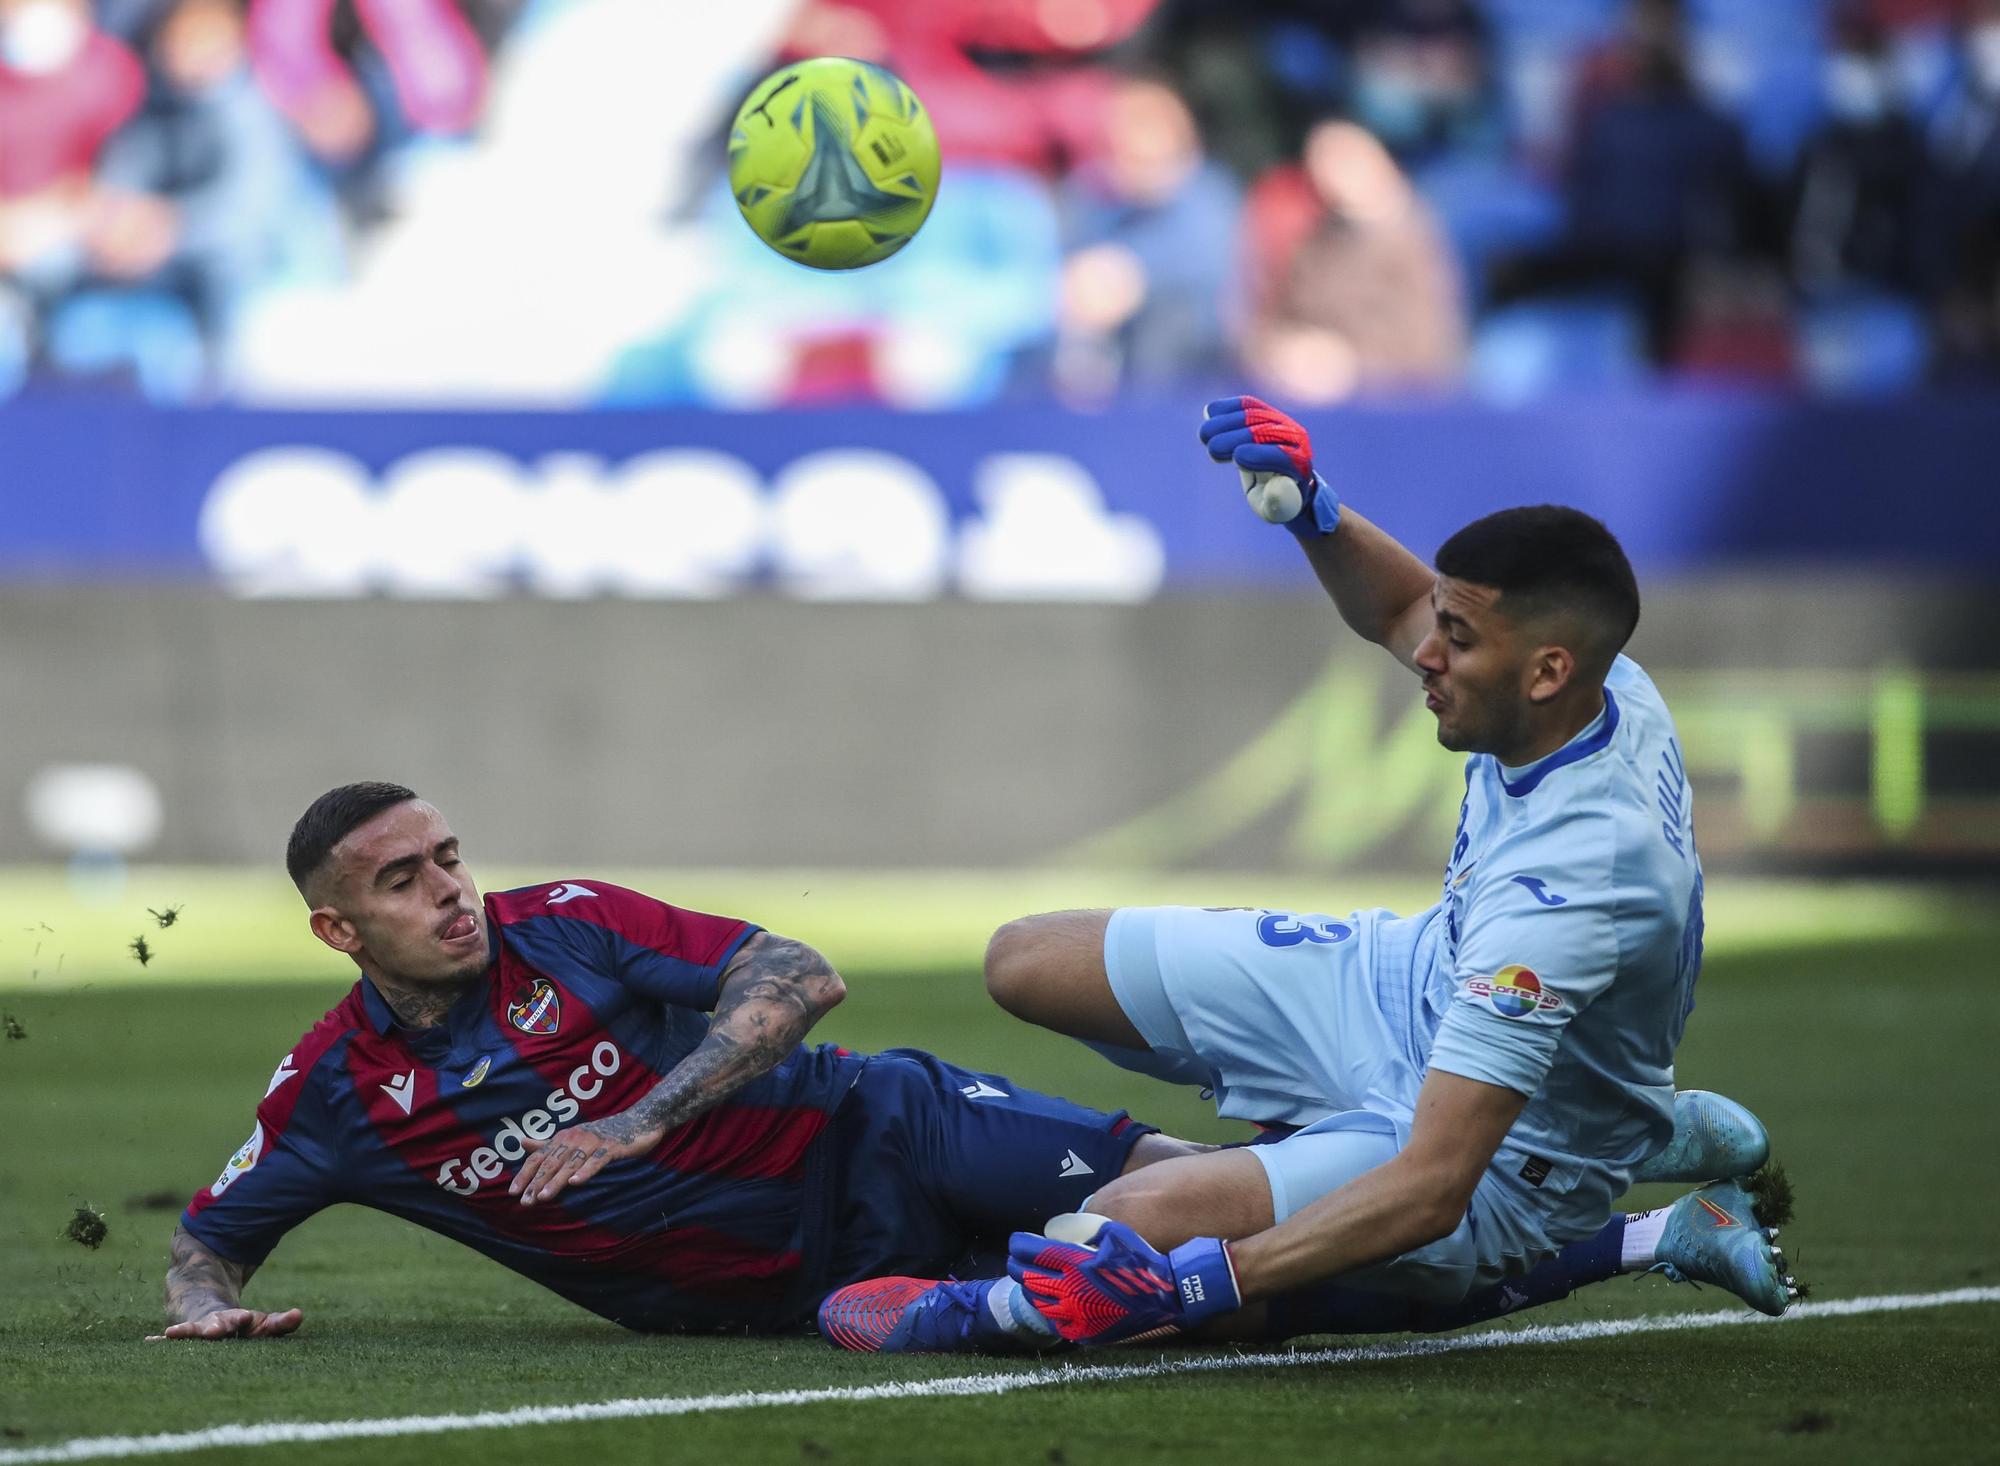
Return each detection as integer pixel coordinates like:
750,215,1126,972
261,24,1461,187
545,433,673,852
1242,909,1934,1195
821,1048,1154,1289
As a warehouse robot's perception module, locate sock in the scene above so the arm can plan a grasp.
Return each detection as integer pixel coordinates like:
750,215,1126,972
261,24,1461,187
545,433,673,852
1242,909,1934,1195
1618,1206,1672,1272
984,1276,1057,1340
1264,1282,1434,1338
1261,1212,1634,1340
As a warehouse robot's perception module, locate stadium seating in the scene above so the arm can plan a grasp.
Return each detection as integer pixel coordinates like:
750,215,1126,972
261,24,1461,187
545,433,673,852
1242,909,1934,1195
1469,294,1650,399
1797,290,1931,394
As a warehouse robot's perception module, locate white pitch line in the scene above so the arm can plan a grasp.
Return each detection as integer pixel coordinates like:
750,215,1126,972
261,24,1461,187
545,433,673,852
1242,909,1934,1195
6,1287,1997,1465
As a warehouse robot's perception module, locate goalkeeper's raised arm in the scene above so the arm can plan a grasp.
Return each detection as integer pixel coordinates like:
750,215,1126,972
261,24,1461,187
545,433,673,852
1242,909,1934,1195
1198,396,1436,671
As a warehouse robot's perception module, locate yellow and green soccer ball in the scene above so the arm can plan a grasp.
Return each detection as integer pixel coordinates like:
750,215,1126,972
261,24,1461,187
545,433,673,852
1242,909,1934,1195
728,56,941,271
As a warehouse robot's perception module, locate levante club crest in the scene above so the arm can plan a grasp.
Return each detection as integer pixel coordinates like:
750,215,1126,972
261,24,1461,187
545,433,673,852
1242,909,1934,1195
507,979,562,1035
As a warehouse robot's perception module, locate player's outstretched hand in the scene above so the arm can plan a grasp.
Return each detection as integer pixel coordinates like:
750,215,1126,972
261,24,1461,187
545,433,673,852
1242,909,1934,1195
146,1306,302,1341
1197,395,1341,538
511,1116,662,1206
1006,1215,1241,1347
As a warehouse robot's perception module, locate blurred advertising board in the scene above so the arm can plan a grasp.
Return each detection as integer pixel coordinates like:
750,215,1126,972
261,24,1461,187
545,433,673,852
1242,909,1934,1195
1,395,1996,592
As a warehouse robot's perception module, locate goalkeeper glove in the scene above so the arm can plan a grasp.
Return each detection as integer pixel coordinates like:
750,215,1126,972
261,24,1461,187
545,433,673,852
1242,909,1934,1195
1007,1214,1241,1346
1198,395,1341,538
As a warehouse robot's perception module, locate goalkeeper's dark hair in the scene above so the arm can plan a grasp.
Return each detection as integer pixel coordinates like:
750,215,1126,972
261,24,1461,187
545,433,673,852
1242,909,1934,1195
1435,506,1640,666
287,781,419,895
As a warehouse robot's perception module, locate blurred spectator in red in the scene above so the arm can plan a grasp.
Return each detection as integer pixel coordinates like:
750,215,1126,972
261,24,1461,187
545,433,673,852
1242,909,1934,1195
0,0,144,272
781,0,1158,176
1672,258,1796,383
1565,0,1689,130
0,0,144,390
247,0,487,167
1788,8,1929,297
1490,0,1752,363
1346,0,1498,164
1051,72,1240,400
1863,0,1973,28
1238,119,1465,403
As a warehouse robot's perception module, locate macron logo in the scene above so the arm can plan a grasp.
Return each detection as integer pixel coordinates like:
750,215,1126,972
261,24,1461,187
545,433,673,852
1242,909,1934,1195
959,1081,1009,1100
547,883,596,906
1059,1149,1094,1179
381,1070,416,1116
265,1055,298,1097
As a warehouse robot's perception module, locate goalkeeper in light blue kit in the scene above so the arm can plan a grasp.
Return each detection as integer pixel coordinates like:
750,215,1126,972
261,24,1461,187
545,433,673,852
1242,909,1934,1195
820,397,1799,1352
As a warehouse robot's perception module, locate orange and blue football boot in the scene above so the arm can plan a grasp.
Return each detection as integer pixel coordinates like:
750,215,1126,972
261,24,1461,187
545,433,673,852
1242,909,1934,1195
1650,1172,1799,1316
817,1276,1045,1354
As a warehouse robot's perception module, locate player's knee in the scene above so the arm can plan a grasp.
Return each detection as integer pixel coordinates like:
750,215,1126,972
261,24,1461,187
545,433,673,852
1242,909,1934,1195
983,917,1052,1019
1087,1150,1274,1249
1089,1170,1222,1250
985,909,1113,1020
1086,1169,1181,1243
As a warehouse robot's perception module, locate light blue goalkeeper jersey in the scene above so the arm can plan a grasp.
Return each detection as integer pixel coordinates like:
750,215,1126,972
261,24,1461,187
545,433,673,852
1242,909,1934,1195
1371,655,1704,1243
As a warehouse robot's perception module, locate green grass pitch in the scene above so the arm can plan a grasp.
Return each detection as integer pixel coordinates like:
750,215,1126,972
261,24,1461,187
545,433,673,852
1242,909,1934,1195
1,870,1998,1464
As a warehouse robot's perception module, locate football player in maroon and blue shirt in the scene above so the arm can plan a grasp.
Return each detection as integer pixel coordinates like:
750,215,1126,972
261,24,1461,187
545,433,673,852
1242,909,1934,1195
154,782,1203,1341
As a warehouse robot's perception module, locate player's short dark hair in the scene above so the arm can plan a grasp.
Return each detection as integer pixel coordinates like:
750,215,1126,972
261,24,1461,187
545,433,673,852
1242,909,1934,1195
286,782,418,894
1434,506,1640,658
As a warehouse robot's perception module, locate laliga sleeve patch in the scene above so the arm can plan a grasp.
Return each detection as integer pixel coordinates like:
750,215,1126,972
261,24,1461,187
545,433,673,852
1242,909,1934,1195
211,1121,266,1196
1461,965,1565,1019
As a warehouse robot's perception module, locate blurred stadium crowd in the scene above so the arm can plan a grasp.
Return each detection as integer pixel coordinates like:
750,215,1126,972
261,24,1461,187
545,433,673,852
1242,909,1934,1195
6,0,2000,407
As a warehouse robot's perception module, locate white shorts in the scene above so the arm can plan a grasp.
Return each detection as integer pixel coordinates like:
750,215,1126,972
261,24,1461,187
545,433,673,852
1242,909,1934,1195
1103,904,1559,1294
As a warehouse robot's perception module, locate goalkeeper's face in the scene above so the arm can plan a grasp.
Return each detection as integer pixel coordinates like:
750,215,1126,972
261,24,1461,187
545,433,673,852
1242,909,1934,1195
1414,576,1543,757
310,800,489,987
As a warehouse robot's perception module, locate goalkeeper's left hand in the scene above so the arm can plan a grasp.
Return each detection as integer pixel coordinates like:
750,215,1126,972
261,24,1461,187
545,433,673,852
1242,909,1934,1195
1006,1214,1241,1346
1197,395,1342,538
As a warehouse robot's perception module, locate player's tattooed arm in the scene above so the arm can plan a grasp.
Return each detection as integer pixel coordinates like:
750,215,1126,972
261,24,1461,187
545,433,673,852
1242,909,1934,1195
148,1223,303,1341
512,932,845,1205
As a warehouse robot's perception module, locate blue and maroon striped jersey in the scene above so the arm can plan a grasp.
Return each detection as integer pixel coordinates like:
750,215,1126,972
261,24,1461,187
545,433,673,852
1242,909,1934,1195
180,880,865,1333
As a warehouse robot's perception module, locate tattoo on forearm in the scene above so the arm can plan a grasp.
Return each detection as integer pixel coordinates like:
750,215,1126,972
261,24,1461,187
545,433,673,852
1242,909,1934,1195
164,1224,255,1322
584,933,844,1147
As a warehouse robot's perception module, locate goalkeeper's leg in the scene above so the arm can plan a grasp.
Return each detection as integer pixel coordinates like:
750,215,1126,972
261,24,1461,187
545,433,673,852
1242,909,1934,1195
984,908,1148,1047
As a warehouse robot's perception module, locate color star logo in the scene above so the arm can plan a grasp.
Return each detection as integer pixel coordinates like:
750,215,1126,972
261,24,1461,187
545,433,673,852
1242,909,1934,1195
1463,965,1565,1019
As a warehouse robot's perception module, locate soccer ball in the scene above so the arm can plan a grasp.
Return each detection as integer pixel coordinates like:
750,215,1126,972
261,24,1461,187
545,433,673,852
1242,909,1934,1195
728,56,941,271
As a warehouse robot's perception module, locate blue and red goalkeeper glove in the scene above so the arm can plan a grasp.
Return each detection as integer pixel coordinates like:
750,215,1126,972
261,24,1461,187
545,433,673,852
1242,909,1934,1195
1007,1216,1241,1347
1198,395,1341,538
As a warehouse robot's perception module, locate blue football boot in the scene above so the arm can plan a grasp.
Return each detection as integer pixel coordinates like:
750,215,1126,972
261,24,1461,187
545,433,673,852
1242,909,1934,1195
817,1277,1046,1354
1650,1173,1799,1316
1634,1090,1770,1184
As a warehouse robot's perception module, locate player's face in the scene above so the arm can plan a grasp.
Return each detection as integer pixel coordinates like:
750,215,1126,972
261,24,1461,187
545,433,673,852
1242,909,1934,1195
315,801,488,986
1412,577,1537,755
